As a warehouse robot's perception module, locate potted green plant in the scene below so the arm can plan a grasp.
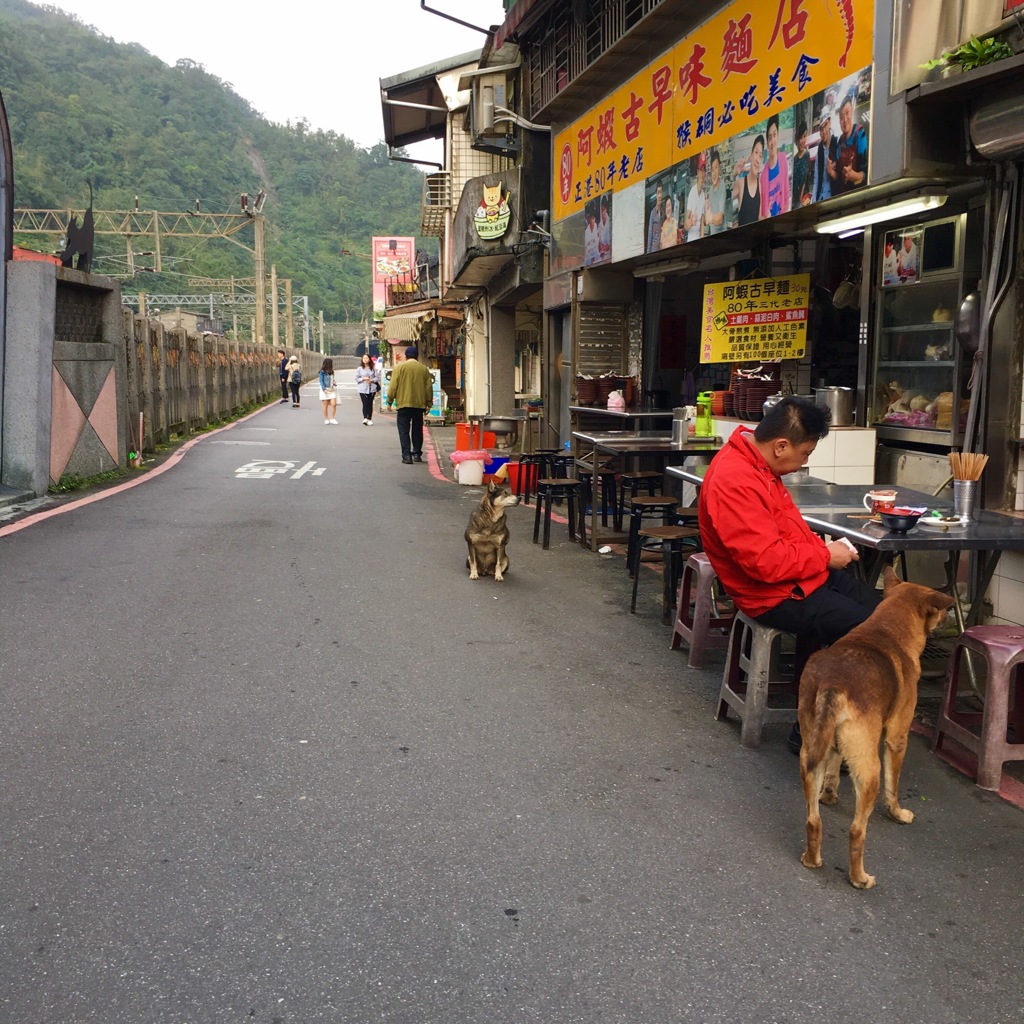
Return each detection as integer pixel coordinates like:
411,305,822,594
922,34,1013,75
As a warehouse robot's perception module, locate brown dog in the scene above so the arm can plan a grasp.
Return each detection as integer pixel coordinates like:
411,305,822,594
465,481,520,581
798,567,954,889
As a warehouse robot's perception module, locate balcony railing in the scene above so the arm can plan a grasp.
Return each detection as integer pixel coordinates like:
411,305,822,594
421,171,452,237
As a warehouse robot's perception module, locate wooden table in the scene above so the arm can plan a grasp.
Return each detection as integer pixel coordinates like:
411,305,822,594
576,432,722,551
667,467,1024,628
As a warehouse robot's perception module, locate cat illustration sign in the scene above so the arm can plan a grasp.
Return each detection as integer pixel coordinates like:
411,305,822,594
474,181,512,239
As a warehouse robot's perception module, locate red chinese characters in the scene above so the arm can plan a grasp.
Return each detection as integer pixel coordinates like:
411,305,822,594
679,42,712,105
621,91,644,142
646,65,673,124
769,0,809,51
596,108,617,154
576,124,594,168
721,14,757,79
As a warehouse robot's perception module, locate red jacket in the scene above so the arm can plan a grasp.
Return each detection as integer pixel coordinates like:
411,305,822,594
697,428,829,617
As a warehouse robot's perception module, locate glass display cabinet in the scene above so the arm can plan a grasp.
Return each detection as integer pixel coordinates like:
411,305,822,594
870,214,976,448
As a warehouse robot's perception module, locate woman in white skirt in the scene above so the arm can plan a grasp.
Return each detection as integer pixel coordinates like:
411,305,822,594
318,358,337,424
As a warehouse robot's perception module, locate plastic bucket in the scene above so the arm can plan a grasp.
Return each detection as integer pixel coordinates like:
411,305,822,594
505,461,538,493
483,456,509,483
457,459,485,485
456,423,496,450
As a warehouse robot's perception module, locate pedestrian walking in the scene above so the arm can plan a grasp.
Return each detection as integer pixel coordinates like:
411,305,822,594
277,349,289,403
385,346,433,464
286,355,302,407
355,353,379,425
318,358,338,424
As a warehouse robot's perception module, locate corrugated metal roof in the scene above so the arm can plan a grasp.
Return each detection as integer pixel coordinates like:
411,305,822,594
379,49,481,149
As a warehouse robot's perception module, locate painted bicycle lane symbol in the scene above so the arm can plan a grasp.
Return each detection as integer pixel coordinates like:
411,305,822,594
235,460,326,479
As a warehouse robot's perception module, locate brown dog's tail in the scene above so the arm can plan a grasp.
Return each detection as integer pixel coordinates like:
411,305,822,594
803,688,847,773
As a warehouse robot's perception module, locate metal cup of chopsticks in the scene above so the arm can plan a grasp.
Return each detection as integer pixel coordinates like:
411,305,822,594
949,451,988,520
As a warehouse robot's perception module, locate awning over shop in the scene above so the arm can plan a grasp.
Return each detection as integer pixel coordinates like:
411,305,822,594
381,311,433,342
381,306,465,342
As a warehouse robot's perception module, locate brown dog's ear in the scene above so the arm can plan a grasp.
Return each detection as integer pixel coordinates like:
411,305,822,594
882,565,902,593
930,591,956,613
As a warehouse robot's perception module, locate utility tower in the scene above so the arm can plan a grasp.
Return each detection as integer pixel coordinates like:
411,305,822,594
13,192,269,341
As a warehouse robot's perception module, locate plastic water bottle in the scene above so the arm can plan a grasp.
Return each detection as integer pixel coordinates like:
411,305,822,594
695,392,714,437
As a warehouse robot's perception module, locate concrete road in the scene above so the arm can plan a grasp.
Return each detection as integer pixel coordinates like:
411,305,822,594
1,387,1022,1024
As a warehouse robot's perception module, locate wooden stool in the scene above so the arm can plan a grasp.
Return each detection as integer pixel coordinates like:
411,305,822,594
932,625,1024,790
630,525,701,623
514,454,542,506
532,478,582,550
671,552,736,667
717,612,816,749
548,453,575,478
616,470,663,530
577,462,618,529
625,495,679,577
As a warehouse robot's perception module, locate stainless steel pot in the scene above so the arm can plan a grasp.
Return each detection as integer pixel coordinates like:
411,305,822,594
814,386,854,427
762,392,786,417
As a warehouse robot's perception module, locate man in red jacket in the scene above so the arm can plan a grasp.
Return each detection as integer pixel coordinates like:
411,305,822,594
698,396,882,750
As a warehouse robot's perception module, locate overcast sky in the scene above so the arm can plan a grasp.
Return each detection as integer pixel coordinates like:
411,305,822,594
52,0,507,161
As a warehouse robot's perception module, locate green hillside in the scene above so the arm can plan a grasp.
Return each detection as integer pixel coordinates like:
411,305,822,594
0,0,430,324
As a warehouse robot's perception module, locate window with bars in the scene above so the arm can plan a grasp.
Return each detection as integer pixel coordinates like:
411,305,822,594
523,0,667,115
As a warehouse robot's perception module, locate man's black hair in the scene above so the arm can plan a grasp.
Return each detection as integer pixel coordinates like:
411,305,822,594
754,396,830,445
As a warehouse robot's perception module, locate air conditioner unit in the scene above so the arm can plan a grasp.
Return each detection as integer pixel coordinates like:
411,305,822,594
470,72,520,158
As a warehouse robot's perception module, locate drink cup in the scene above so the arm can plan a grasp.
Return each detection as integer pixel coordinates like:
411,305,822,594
863,489,897,513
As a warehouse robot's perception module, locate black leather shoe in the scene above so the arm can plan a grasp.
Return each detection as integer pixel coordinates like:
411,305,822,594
402,457,414,464
787,723,802,756
413,455,423,462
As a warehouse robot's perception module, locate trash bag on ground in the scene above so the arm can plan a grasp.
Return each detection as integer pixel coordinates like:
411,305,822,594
449,450,493,464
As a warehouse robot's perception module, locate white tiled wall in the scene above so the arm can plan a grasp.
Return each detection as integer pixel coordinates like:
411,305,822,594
711,418,877,486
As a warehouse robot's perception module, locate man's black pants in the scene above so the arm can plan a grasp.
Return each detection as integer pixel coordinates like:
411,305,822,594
755,569,883,647
396,407,424,460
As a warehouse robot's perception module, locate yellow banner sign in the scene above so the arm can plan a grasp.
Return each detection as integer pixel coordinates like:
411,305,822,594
701,273,810,362
552,0,874,221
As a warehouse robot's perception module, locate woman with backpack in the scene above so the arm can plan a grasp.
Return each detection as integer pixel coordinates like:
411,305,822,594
286,355,302,407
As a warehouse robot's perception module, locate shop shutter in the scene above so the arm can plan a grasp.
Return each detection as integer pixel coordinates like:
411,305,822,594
574,303,626,377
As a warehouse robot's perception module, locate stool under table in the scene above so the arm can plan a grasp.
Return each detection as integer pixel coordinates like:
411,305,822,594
932,625,1024,791
630,524,701,623
532,478,583,550
717,611,818,749
671,551,736,667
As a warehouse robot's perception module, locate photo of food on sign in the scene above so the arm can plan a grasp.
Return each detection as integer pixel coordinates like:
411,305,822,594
375,255,411,276
549,0,874,272
372,236,415,283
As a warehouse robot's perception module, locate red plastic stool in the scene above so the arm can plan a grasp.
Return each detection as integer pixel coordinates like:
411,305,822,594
932,625,1024,791
670,552,735,667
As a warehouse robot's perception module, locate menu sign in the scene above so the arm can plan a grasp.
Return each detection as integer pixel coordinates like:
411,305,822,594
701,273,810,362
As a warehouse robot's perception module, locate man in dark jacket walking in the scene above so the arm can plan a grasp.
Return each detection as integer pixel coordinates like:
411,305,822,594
278,349,289,403
385,346,434,464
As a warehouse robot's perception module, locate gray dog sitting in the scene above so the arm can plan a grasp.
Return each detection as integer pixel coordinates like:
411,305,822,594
465,482,520,581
